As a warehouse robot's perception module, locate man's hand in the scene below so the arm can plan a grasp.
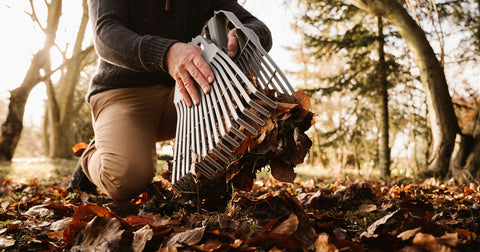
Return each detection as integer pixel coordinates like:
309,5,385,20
227,28,238,57
166,42,214,107
166,29,238,107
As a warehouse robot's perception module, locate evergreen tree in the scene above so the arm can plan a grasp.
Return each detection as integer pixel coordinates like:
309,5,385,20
293,0,428,175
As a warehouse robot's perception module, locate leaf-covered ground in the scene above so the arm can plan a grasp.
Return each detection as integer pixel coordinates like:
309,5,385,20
0,174,479,251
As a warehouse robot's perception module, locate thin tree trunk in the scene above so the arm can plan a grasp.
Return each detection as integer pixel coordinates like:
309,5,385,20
465,106,480,178
48,0,90,158
0,0,62,161
347,0,460,179
377,16,390,178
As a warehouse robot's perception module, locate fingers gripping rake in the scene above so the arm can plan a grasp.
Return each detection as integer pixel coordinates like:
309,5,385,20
171,11,295,192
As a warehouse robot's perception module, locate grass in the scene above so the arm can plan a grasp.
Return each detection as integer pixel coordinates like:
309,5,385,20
0,159,168,182
0,158,414,184
0,158,77,182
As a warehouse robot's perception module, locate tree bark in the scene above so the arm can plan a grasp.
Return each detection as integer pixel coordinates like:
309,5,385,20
347,0,460,178
465,107,480,178
377,16,390,178
47,0,92,159
0,0,62,161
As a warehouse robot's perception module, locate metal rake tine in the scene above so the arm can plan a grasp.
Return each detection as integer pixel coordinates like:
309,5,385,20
175,100,186,182
195,91,226,174
173,84,186,184
208,82,240,157
192,101,202,162
174,96,189,183
196,161,215,179
206,10,294,94
213,55,271,119
243,42,290,94
210,63,259,136
199,87,230,164
236,54,268,90
198,91,228,169
191,100,219,179
172,103,181,184
204,84,236,160
210,75,244,147
184,101,193,179
204,155,226,172
237,43,271,91
198,88,215,158
216,50,278,110
238,28,295,95
211,59,266,125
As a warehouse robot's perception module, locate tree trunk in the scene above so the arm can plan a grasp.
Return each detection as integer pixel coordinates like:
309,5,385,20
465,108,480,178
377,16,391,178
47,0,91,159
347,0,460,179
0,0,62,161
0,51,47,160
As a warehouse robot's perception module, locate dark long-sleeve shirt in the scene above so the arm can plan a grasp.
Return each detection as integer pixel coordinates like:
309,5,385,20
87,0,272,101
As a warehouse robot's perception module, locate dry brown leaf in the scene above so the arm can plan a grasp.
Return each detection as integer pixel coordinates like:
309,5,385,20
271,214,298,235
358,204,377,213
0,236,15,249
70,216,124,251
165,226,205,248
314,233,339,252
270,160,296,183
292,90,311,111
132,225,153,252
412,233,451,252
50,217,73,231
397,227,422,241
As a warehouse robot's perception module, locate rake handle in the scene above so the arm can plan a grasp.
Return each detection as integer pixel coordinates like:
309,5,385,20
206,11,261,54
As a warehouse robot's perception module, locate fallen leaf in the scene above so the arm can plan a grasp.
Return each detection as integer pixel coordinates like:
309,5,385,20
0,236,15,249
72,142,89,157
70,216,124,252
271,214,298,235
314,233,339,252
248,233,303,251
50,217,73,231
132,225,153,252
412,232,452,252
358,204,377,213
397,227,422,241
164,226,205,248
24,204,54,217
363,210,402,237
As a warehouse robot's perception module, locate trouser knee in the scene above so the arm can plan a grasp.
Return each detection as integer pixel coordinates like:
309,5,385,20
100,162,155,201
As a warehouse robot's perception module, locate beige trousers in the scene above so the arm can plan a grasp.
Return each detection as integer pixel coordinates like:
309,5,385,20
80,85,177,201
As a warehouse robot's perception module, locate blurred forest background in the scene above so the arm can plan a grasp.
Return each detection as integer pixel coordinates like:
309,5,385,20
0,0,479,182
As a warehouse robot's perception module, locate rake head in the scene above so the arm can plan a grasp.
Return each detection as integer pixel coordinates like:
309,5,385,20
171,11,296,192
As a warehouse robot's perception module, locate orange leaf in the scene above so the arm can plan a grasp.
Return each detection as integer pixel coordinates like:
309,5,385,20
72,142,89,157
403,183,414,191
464,187,475,195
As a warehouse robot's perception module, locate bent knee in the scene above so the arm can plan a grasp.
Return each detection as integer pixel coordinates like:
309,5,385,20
100,162,155,201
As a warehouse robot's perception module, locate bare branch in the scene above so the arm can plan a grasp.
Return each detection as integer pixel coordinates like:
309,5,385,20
34,45,95,84
27,0,46,32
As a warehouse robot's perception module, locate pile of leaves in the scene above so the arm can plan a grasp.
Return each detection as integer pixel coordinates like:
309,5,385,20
1,174,480,251
163,86,314,194
226,89,314,191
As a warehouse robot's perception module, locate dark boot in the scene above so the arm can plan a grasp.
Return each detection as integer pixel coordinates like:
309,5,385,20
107,200,140,217
67,140,98,194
